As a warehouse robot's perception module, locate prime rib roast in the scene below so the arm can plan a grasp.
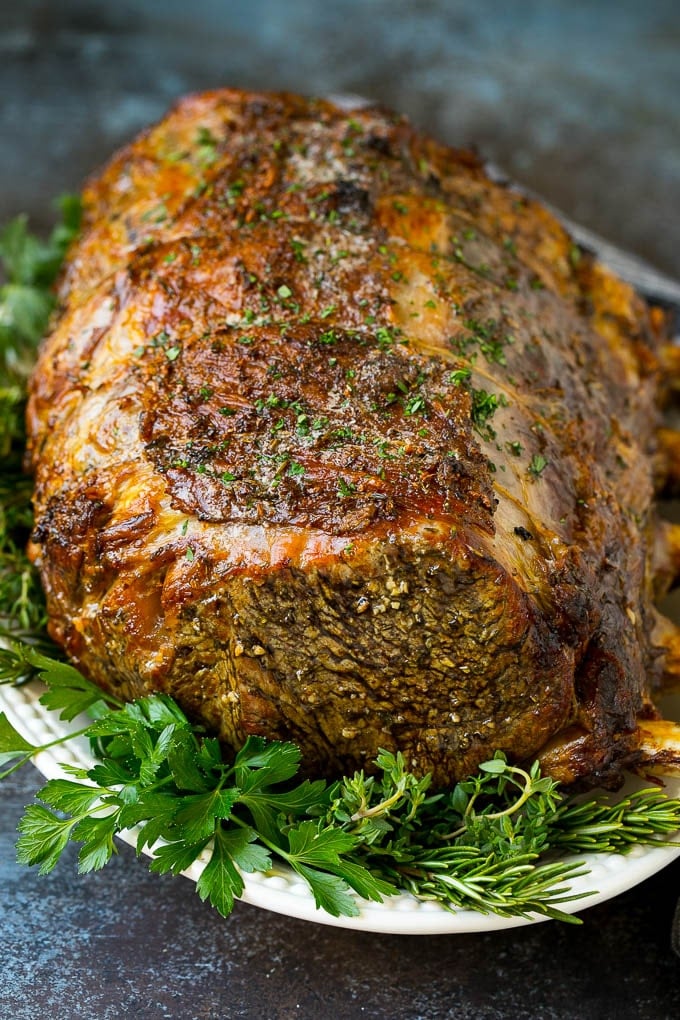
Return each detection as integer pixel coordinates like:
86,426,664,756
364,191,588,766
26,89,680,788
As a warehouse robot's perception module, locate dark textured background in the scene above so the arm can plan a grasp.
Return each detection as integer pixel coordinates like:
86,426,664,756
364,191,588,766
3,0,680,277
2,2,680,1017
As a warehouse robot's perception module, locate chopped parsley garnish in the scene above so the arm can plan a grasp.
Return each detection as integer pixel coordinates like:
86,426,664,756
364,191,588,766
471,389,507,442
448,368,472,387
289,238,307,263
337,478,356,497
375,326,399,350
140,202,168,224
451,319,513,366
403,394,426,416
195,126,219,166
528,454,549,478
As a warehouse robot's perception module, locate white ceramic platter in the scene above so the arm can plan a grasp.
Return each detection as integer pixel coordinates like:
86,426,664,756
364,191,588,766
1,681,678,934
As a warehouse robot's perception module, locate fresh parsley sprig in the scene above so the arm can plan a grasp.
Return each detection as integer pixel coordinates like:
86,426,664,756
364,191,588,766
1,645,391,917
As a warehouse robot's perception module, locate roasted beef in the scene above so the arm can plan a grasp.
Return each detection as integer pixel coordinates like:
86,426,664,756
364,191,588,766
26,90,680,787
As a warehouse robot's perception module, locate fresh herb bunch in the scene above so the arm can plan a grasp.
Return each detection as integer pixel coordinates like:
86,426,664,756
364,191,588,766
0,198,81,648
0,195,81,381
0,204,679,925
2,643,680,922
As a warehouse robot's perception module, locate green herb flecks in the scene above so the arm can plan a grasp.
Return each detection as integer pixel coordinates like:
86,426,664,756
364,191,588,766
195,126,219,167
528,453,549,478
449,318,515,368
403,394,426,417
471,389,508,442
337,478,357,498
448,368,472,387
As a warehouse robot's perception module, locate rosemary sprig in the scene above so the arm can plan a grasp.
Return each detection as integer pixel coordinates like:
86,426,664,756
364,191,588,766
323,750,680,921
0,202,679,925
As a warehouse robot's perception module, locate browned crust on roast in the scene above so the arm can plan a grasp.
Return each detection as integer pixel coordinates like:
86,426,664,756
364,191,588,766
26,90,669,786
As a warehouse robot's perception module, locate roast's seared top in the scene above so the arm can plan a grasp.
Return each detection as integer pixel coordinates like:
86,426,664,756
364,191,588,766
31,91,658,548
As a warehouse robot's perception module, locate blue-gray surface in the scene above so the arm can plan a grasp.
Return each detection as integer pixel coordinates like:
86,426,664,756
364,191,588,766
2,0,680,276
2,2,680,1017
2,766,680,1019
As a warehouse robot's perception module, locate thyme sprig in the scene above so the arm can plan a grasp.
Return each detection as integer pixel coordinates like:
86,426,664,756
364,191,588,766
0,204,679,925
